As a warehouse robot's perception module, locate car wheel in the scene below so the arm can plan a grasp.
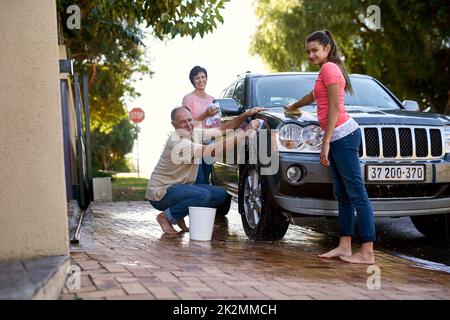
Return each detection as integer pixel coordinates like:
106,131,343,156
410,214,449,240
238,164,290,241
216,194,231,216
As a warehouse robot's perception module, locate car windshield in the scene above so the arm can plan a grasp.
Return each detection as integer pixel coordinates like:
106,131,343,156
252,74,401,110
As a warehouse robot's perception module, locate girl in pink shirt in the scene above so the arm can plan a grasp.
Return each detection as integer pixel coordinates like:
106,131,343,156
285,30,376,264
181,66,220,129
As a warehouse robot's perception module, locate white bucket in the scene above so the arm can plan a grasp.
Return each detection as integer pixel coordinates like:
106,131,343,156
188,207,217,241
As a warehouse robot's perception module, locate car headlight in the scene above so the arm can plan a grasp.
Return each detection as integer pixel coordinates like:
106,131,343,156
279,123,302,149
445,125,450,153
301,124,323,150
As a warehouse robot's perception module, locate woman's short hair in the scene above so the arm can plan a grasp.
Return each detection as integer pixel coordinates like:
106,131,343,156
189,66,208,86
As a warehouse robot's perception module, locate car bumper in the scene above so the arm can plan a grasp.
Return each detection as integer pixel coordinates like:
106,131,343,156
274,196,450,217
268,152,450,217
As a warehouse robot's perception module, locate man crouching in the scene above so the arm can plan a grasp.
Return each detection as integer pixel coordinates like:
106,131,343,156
146,106,265,234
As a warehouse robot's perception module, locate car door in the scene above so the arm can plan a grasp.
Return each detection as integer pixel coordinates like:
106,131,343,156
212,79,246,195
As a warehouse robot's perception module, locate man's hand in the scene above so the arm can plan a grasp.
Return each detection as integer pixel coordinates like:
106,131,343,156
220,107,266,131
244,107,267,117
247,119,261,130
244,119,261,137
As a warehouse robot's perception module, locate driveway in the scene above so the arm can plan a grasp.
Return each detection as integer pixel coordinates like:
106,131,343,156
61,201,450,300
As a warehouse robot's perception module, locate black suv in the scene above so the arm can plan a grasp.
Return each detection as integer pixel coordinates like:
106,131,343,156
212,72,450,241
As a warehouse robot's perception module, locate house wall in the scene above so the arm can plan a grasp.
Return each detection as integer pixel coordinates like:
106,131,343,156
0,0,69,261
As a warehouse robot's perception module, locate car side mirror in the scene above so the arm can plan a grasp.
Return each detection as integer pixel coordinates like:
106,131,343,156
402,100,420,112
214,98,244,116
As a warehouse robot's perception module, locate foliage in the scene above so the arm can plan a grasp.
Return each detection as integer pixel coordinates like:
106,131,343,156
92,117,139,171
92,170,115,179
56,0,228,172
57,0,229,130
251,0,450,113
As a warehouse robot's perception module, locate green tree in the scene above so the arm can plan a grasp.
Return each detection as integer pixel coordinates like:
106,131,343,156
57,0,229,131
92,117,139,171
56,0,228,173
251,0,450,113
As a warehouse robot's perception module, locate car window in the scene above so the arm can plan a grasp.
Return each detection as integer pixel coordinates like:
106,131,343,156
347,78,399,109
252,75,401,110
219,88,227,98
223,83,236,99
233,80,245,107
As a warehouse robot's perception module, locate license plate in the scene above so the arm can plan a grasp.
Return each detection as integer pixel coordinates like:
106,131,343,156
365,165,425,182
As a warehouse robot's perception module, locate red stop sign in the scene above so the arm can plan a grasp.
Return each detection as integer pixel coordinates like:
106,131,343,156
129,108,145,123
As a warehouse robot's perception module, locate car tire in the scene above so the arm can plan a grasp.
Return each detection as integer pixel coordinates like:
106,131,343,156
238,164,290,241
216,194,231,216
410,214,449,240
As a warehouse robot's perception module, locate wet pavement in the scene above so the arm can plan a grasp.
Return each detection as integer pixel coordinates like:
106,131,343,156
61,201,450,300
293,215,450,268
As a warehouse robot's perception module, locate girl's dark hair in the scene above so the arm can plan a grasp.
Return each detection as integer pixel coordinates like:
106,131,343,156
306,30,353,94
189,66,208,86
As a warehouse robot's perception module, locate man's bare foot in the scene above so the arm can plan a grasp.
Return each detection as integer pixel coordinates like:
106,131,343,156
339,251,375,264
156,212,178,234
177,218,189,232
318,247,352,259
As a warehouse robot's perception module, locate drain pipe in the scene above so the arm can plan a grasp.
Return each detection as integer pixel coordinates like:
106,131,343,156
71,204,91,244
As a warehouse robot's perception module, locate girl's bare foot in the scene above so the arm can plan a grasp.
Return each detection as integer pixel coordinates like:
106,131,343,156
156,212,178,234
318,246,352,259
340,242,375,264
339,251,375,264
318,236,352,259
177,218,189,232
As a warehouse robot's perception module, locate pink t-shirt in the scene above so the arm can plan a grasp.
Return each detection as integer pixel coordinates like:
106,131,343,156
182,93,217,128
313,62,349,130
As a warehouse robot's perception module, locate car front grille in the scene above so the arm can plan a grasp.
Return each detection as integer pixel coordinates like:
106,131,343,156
359,126,444,159
366,184,448,199
280,182,450,200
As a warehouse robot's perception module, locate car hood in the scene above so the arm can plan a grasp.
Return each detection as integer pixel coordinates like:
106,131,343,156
262,106,450,126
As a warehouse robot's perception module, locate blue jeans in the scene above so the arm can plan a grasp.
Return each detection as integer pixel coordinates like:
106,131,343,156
149,163,228,224
195,162,212,184
329,128,377,243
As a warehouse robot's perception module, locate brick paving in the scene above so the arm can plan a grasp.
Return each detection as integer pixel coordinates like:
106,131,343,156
60,201,450,300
